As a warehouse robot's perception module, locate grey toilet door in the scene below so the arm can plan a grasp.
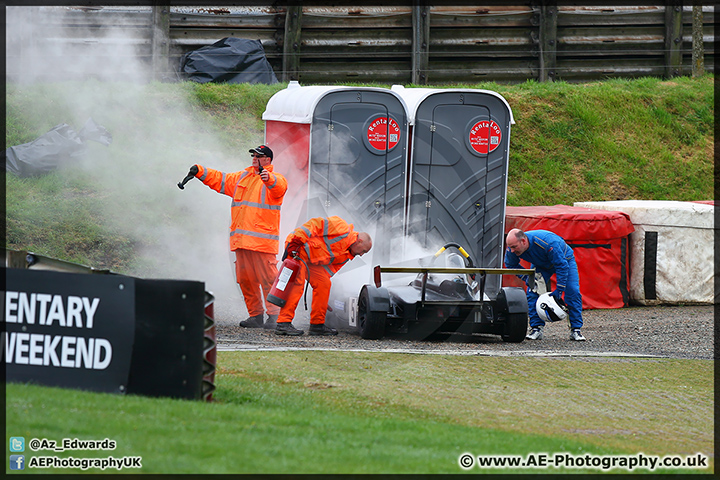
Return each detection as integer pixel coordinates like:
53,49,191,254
406,92,511,295
308,91,407,265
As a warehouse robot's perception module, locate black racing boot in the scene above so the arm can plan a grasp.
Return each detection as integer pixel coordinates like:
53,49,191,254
308,323,338,336
263,314,278,330
239,314,264,328
275,322,304,336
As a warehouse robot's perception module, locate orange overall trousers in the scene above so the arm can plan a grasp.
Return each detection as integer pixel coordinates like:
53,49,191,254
235,248,280,317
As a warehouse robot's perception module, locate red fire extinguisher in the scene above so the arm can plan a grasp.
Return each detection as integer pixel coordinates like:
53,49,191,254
267,254,302,307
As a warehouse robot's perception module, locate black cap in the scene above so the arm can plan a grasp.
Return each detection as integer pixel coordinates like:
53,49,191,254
249,145,273,160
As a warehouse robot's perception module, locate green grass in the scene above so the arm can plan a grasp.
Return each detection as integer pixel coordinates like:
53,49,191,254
184,82,286,149
5,173,136,268
497,76,714,205
6,352,713,474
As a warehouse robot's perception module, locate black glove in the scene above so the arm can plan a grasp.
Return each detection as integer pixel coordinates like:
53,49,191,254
178,165,199,190
553,293,569,311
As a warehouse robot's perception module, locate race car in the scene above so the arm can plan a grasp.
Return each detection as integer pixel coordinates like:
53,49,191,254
335,243,535,342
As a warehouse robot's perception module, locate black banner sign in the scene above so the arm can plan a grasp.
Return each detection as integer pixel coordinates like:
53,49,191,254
4,269,135,394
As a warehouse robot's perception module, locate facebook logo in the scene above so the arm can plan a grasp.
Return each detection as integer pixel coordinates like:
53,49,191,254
10,437,25,452
10,455,25,470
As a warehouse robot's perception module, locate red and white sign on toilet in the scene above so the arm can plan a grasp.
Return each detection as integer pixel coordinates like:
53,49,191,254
367,117,400,151
468,120,502,154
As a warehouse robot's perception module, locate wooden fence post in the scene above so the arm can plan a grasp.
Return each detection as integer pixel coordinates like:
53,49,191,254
664,0,684,78
6,250,29,269
10,7,38,81
412,1,430,85
151,1,170,82
692,1,704,77
283,4,303,82
538,3,558,82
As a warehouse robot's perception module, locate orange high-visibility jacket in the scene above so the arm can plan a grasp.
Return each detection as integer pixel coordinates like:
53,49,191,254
286,216,359,276
196,164,287,254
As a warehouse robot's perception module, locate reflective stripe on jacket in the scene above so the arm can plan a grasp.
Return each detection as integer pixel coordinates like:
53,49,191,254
196,164,287,254
286,216,359,276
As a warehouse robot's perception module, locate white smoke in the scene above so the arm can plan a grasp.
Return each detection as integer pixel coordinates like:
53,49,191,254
6,6,154,84
6,6,261,324
328,222,441,319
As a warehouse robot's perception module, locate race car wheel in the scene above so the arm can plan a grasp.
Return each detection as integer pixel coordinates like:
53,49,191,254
502,312,528,343
358,286,387,340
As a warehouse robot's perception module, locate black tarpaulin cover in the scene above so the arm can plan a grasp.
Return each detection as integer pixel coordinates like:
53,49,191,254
179,37,279,85
5,118,112,177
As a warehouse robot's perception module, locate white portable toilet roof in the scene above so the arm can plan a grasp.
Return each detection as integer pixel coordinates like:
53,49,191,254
390,84,515,125
262,81,410,124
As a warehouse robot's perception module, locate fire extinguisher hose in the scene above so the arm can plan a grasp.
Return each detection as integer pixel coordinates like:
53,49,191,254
303,281,310,311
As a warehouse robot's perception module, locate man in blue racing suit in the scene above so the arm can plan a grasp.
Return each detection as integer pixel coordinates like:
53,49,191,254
504,228,586,341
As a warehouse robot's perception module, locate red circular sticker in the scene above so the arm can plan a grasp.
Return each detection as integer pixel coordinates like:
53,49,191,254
367,117,400,152
469,120,502,154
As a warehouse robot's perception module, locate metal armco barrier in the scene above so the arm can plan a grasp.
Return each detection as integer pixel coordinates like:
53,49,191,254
3,250,216,401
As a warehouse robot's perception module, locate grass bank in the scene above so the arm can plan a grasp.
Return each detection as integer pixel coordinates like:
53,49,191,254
6,352,713,474
494,76,714,205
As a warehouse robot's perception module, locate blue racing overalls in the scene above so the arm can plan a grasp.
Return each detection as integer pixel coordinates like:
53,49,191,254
504,230,583,329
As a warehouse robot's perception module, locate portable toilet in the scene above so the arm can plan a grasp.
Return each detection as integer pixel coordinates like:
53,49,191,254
391,85,515,295
262,82,409,266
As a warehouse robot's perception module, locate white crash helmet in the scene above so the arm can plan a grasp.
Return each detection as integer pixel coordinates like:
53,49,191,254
536,292,568,323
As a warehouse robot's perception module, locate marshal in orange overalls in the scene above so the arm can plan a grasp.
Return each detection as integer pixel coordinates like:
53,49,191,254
277,216,360,326
195,162,287,318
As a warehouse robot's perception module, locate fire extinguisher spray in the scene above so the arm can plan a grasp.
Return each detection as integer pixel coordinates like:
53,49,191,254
267,254,301,307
